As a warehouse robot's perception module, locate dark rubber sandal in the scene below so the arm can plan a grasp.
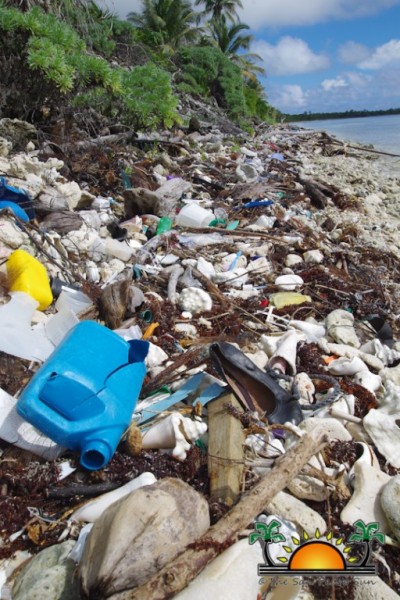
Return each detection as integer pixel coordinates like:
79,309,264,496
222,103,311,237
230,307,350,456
210,342,303,425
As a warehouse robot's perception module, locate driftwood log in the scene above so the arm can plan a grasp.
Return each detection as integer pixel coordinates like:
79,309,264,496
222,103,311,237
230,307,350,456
108,426,329,600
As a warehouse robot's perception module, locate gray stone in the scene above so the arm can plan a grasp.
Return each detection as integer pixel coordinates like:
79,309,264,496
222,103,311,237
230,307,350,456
0,118,36,150
79,477,210,597
266,491,327,536
381,475,400,542
12,541,80,600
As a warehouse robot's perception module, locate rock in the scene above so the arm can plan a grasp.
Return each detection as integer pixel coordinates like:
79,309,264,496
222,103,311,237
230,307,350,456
303,249,324,264
123,187,161,218
381,475,400,542
353,576,400,600
0,136,12,157
326,309,360,348
285,253,304,267
174,539,263,600
340,462,391,531
299,417,352,441
235,163,258,182
363,409,400,468
0,218,30,248
12,541,80,600
79,478,210,597
41,211,84,235
266,491,327,536
287,473,328,502
0,118,36,150
274,274,304,291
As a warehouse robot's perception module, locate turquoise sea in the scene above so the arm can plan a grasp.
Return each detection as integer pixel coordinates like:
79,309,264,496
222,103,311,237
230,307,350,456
295,114,400,157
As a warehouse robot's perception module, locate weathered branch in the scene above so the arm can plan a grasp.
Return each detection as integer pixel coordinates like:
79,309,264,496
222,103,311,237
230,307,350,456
108,426,329,600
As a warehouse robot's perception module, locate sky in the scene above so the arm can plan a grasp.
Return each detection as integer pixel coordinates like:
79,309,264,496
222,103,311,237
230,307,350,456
100,0,400,114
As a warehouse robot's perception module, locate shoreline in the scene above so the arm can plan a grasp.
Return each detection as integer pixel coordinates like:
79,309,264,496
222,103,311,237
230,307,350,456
1,117,400,598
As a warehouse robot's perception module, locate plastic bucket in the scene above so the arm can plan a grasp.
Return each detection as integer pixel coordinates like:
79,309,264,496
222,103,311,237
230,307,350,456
175,203,214,228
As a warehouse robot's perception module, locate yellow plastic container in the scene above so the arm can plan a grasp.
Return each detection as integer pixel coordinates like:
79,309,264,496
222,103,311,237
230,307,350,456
6,249,53,310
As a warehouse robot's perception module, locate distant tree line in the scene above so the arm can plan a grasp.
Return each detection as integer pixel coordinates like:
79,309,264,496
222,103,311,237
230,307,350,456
285,108,400,122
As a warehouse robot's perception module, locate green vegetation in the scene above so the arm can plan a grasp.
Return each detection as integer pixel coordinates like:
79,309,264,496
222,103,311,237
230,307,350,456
286,107,400,122
0,0,276,131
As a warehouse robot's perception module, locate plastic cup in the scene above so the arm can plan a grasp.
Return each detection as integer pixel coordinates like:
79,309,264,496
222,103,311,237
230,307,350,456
175,203,214,228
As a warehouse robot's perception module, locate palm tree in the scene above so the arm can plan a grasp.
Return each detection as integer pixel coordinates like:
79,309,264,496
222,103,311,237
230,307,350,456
207,14,265,80
348,520,385,566
127,0,201,53
194,0,243,22
250,519,285,565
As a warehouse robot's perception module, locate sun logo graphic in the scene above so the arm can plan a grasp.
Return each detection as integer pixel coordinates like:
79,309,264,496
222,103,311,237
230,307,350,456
249,518,384,577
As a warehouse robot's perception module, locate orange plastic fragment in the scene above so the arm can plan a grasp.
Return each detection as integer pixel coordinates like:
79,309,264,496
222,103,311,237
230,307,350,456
143,322,160,340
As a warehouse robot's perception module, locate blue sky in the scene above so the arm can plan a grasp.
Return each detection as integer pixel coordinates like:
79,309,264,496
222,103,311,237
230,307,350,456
101,0,400,114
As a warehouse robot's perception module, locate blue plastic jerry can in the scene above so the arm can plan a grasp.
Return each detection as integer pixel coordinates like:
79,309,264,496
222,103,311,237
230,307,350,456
0,177,35,219
16,321,149,470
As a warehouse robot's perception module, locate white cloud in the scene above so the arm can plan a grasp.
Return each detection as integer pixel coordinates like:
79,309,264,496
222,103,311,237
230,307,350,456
103,0,400,26
321,77,348,91
252,37,329,76
338,41,371,65
358,39,400,69
237,0,400,30
273,84,308,109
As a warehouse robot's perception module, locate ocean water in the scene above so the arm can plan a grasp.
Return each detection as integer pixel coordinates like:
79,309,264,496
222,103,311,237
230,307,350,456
294,114,400,157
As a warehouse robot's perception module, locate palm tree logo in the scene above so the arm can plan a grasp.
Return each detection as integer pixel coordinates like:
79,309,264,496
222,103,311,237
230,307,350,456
250,519,384,576
249,519,285,567
348,519,385,566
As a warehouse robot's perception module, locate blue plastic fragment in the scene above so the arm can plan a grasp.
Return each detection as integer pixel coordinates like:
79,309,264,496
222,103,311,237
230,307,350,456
240,200,274,209
0,200,30,222
0,177,35,219
270,152,285,161
135,372,225,427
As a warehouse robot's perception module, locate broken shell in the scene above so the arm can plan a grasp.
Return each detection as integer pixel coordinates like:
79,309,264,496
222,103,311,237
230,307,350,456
347,442,380,488
141,414,207,461
367,339,400,366
340,462,391,532
292,372,315,405
289,319,326,342
328,356,368,376
353,370,382,394
268,330,298,375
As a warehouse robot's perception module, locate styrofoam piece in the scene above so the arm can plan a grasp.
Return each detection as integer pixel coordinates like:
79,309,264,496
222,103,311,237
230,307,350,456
0,387,63,460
